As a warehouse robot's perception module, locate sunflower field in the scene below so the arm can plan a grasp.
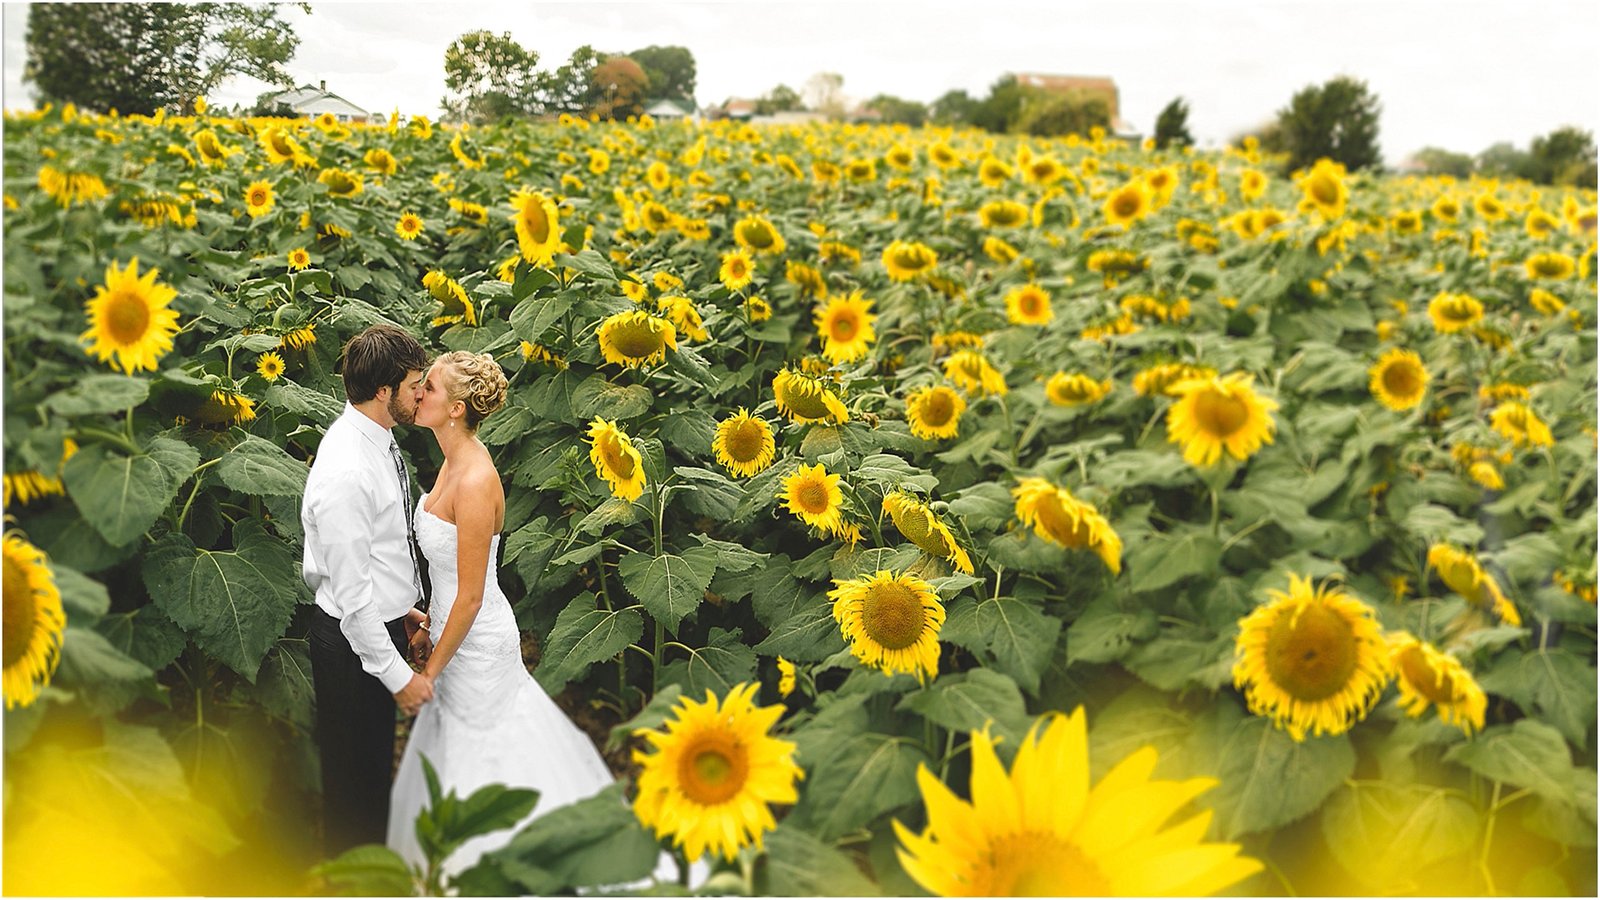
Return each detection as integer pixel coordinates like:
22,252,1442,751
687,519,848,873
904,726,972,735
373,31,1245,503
2,100,1597,896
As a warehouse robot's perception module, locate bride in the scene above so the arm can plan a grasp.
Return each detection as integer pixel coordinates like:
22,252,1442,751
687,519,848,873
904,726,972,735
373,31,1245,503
386,350,615,876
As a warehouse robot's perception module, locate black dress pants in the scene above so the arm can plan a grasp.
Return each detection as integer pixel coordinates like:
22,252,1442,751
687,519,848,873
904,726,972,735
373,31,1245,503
309,605,410,858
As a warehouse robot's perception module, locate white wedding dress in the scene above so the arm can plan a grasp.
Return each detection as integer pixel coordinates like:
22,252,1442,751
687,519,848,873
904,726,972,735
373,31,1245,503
387,494,616,878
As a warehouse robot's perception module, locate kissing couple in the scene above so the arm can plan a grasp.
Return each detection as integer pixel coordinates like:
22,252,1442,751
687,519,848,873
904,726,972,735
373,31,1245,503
300,324,614,876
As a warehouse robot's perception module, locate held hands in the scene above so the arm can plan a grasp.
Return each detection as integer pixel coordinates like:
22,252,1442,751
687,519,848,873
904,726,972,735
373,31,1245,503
403,609,433,668
394,672,433,717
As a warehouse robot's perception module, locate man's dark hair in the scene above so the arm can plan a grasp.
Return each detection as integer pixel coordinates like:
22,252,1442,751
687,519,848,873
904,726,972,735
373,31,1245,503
338,325,429,403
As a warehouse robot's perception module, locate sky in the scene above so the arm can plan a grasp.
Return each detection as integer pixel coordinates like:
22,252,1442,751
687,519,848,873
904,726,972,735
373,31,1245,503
3,0,1598,165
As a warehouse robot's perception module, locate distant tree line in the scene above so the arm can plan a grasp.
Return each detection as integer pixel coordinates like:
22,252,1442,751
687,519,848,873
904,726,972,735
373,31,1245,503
438,32,696,123
1409,128,1597,187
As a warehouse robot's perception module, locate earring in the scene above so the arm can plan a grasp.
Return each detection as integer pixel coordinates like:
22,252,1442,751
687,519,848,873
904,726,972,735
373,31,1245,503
449,419,455,428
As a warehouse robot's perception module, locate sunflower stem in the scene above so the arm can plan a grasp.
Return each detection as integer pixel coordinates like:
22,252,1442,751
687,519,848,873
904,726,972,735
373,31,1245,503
652,620,664,694
1479,780,1504,894
1208,487,1220,536
72,426,140,456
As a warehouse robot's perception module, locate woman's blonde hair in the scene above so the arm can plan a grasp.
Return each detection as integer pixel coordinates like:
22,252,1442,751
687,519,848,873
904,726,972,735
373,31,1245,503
433,350,508,430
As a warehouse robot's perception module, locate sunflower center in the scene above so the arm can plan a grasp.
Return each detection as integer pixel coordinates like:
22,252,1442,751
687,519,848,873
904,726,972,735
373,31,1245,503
724,420,765,462
523,203,550,243
677,731,749,805
919,390,954,426
249,188,269,206
729,259,748,277
1020,292,1043,315
1396,646,1455,705
611,320,666,360
1264,601,1359,702
270,132,294,155
1382,362,1423,398
742,223,774,249
861,581,926,651
3,554,39,668
601,437,636,479
1112,191,1141,217
104,291,152,345
985,831,1109,896
829,312,859,341
795,479,831,515
893,503,934,546
1191,387,1250,438
1309,175,1340,206
778,379,831,419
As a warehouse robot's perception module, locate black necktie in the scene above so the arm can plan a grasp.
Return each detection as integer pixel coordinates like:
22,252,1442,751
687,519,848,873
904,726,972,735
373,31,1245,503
389,439,426,611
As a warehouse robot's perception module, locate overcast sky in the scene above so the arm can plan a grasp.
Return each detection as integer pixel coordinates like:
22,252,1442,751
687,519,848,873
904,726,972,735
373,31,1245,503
4,0,1597,164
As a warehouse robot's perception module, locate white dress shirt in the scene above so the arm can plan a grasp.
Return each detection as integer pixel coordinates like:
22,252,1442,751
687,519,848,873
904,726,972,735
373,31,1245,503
302,402,422,694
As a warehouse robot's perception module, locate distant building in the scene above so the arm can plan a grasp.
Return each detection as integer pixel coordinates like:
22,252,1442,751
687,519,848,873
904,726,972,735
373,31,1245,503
643,98,699,123
705,98,759,121
749,110,828,126
259,80,372,123
1012,73,1137,137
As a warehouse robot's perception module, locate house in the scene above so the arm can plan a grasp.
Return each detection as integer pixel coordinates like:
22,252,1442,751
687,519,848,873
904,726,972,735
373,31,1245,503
643,98,699,123
705,98,759,121
750,110,829,126
258,80,373,123
1012,73,1138,137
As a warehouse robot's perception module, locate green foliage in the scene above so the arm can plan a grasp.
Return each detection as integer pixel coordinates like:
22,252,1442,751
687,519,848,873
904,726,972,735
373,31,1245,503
755,83,803,116
441,30,542,123
1152,96,1194,149
1274,75,1383,173
1016,87,1110,138
627,44,697,103
863,94,927,127
1529,126,1598,187
1411,146,1475,178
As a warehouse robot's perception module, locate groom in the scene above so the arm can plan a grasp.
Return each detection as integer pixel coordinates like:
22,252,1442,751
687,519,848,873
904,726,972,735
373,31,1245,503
302,324,435,857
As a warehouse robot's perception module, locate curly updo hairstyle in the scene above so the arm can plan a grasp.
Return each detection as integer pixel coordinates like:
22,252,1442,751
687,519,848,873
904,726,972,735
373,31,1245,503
433,350,509,430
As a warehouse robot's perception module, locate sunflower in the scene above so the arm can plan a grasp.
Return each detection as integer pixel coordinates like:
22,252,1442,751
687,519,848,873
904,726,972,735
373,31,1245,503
929,142,960,170
632,683,802,863
1024,155,1064,185
1473,192,1507,221
983,235,1020,264
978,156,1013,188
1489,401,1554,448
904,384,966,440
814,290,877,364
1524,208,1559,239
811,159,841,183
587,417,646,502
1102,179,1151,230
1427,544,1520,626
256,351,285,383
1239,168,1268,201
818,240,862,266
1426,291,1483,334
1529,288,1566,316
783,260,826,297
1387,632,1487,736
3,533,67,710
894,708,1262,897
1297,158,1348,220
656,295,708,342
197,389,256,425
829,570,945,682
882,240,938,282
719,249,755,292
394,212,424,241
845,158,877,182
1003,283,1053,325
1391,209,1424,234
37,165,110,207
510,189,561,266
3,471,63,508
882,492,973,574
243,179,275,218
260,126,314,167
943,350,1007,397
884,144,915,170
1133,363,1217,398
317,167,365,198
1524,250,1575,280
712,409,776,478
653,271,685,292
423,270,477,327
772,368,849,425
734,215,787,255
979,199,1029,229
779,463,846,537
1012,477,1122,574
363,146,398,176
744,296,773,322
1367,348,1429,411
1166,373,1278,467
281,323,317,350
449,197,490,226
646,160,672,191
193,129,237,166
586,148,610,175
776,658,796,697
1232,575,1391,741
597,310,678,369
1046,372,1111,407
79,257,182,374
448,131,485,169
620,275,650,303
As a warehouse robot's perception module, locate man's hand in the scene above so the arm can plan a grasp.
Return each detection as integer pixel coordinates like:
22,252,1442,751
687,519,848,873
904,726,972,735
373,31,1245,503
394,672,433,717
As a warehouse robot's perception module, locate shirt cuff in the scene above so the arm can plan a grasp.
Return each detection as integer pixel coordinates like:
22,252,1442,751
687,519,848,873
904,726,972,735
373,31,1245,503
374,653,414,695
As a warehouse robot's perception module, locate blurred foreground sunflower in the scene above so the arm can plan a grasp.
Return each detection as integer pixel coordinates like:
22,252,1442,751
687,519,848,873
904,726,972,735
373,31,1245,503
3,532,66,709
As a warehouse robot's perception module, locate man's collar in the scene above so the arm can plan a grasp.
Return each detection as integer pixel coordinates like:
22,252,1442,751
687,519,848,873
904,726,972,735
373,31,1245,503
343,401,393,447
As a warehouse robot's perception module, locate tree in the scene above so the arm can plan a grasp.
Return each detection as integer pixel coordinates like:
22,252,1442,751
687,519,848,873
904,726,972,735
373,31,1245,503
25,2,304,115
627,45,696,102
1274,75,1382,174
1153,97,1193,149
754,84,802,115
1529,126,1597,186
1015,89,1109,138
864,94,927,127
440,30,540,123
591,56,649,120
1476,142,1535,181
802,72,846,119
929,89,980,126
536,45,602,116
970,75,1025,133
1410,146,1474,179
